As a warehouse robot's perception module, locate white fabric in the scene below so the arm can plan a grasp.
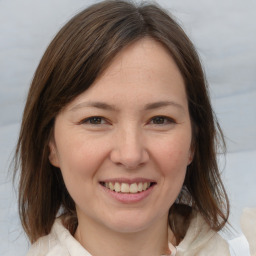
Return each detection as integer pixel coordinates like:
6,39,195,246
228,234,251,256
27,213,230,256
175,214,230,256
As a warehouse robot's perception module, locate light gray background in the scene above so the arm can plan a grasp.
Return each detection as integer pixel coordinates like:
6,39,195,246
0,0,255,255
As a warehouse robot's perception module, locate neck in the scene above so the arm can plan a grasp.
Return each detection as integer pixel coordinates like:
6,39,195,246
74,213,171,256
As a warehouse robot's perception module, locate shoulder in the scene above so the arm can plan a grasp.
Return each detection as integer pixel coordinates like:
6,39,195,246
26,219,90,256
176,212,230,256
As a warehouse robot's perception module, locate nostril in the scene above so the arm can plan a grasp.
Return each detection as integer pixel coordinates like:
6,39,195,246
109,136,149,168
110,151,149,170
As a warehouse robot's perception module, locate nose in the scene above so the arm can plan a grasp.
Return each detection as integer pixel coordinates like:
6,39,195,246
110,126,149,169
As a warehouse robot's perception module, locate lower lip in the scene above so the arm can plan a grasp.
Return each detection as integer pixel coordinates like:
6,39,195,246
100,184,155,203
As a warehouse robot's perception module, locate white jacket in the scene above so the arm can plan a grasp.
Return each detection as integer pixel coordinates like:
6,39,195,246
27,213,231,256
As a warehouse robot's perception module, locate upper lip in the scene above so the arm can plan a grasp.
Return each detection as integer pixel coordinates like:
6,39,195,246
99,178,156,184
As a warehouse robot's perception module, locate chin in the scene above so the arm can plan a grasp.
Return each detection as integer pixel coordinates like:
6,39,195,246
102,211,160,234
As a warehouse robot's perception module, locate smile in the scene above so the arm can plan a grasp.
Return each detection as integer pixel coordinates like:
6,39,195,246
100,181,155,194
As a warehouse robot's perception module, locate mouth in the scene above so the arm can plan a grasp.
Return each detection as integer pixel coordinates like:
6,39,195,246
99,181,156,194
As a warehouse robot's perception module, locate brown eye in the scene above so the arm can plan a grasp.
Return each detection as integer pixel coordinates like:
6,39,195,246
152,116,166,124
150,116,175,125
89,117,103,124
81,116,107,125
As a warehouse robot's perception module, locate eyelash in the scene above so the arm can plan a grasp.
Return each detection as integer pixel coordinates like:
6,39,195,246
79,115,176,126
149,116,176,125
80,116,108,125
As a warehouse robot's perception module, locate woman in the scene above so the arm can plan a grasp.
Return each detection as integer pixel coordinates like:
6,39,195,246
14,0,230,255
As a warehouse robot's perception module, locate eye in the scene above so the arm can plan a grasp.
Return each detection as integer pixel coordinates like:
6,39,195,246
80,116,108,125
149,116,176,125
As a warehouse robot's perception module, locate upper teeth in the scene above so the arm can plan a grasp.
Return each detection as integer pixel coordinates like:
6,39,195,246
104,182,151,193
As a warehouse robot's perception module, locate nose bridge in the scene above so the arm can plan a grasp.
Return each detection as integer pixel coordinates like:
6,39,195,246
110,122,148,169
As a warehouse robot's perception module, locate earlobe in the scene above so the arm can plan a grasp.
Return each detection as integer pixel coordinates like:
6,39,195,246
48,140,60,167
188,153,193,165
187,147,195,165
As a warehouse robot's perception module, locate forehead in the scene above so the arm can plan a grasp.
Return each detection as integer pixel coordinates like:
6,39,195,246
67,38,187,110
101,38,183,84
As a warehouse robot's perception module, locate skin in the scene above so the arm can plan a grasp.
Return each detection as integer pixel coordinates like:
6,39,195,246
49,38,193,256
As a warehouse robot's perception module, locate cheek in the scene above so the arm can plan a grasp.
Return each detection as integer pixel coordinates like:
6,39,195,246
55,135,107,182
153,136,191,174
150,136,191,209
56,139,110,203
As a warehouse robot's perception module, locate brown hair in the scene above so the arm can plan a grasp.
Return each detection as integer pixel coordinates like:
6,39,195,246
14,0,229,244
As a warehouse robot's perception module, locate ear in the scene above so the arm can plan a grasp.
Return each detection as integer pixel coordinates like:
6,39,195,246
48,140,60,167
187,146,195,166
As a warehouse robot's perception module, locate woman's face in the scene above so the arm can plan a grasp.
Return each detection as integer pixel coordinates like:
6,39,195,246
49,38,193,234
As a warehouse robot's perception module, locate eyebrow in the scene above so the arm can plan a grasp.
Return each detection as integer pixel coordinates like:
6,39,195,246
144,101,184,111
70,100,184,112
70,101,117,111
